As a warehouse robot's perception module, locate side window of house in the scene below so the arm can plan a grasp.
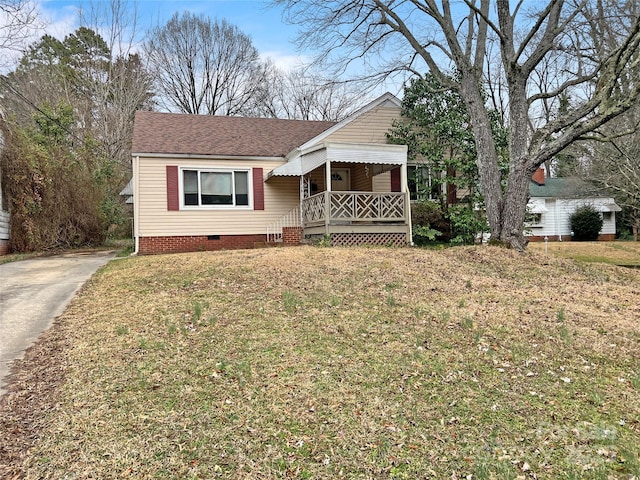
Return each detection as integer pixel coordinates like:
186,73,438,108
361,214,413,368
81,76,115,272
182,169,250,207
408,165,431,201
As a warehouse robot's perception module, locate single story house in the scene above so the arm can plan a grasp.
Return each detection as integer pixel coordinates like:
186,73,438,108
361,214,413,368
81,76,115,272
526,167,620,241
131,93,411,255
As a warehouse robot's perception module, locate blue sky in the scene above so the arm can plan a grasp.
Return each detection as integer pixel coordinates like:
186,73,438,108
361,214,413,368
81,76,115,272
35,0,306,70
5,0,408,95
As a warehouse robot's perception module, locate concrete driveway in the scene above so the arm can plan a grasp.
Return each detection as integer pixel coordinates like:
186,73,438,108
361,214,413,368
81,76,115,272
0,250,115,395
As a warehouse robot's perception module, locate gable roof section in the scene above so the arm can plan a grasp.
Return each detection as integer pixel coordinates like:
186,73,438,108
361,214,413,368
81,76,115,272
132,112,336,158
292,92,402,155
529,177,606,199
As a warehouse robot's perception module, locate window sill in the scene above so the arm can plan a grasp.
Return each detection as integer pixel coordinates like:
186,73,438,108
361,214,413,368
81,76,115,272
180,206,254,211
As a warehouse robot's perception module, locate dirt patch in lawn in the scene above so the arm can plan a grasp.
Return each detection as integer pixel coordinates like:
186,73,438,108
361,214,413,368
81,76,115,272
1,246,639,479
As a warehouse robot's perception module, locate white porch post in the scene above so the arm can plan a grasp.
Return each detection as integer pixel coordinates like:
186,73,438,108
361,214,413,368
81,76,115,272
401,162,413,245
299,175,305,228
325,157,332,236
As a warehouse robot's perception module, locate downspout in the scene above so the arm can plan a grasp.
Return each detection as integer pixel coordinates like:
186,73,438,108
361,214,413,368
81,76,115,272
133,155,140,254
555,199,562,241
299,175,304,231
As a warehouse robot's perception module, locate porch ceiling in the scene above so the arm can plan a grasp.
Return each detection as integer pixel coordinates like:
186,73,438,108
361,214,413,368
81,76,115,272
267,142,407,179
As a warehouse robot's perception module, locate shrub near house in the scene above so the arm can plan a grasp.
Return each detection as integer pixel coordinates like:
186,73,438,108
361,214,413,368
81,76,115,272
570,205,604,241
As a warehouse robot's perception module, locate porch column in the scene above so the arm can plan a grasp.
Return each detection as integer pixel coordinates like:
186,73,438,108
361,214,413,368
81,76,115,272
299,175,305,228
325,158,332,236
401,162,413,245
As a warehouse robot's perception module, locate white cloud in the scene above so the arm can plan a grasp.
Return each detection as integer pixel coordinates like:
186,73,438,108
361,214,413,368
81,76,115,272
40,3,78,40
260,51,310,72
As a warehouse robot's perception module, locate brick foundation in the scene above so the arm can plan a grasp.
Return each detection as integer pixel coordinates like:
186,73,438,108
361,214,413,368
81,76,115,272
0,239,8,256
138,234,267,255
598,234,616,241
528,233,616,242
282,227,303,246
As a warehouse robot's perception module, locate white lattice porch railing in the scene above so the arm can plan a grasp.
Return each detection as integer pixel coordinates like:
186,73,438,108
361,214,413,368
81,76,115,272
301,192,326,225
301,191,406,226
266,207,302,243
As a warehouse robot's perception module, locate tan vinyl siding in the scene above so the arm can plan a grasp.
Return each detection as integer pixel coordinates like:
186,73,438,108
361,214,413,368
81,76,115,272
324,105,400,144
350,164,370,191
373,171,392,192
137,157,299,237
333,163,372,191
308,166,326,193
305,163,372,192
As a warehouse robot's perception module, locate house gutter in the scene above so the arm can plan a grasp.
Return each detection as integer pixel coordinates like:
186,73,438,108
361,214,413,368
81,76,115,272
555,198,562,241
132,152,285,162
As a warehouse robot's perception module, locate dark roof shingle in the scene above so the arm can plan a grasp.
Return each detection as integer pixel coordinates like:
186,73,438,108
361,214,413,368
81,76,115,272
529,177,606,198
132,111,336,158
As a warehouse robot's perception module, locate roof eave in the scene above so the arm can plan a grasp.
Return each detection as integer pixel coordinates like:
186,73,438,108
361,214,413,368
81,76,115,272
131,152,287,162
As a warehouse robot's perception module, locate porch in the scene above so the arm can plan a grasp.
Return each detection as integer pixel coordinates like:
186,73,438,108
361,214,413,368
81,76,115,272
266,142,412,246
301,190,409,244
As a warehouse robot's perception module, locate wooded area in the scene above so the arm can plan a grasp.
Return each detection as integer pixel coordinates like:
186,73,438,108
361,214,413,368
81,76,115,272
0,0,639,251
276,0,640,246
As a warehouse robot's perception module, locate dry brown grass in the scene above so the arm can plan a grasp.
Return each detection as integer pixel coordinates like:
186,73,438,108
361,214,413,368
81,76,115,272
1,245,639,479
528,241,640,266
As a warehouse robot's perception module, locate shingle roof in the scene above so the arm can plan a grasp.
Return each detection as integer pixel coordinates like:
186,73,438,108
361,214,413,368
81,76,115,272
529,177,606,198
132,111,336,158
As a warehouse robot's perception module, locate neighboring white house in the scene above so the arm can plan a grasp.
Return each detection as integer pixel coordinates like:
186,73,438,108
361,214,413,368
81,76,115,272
526,167,620,241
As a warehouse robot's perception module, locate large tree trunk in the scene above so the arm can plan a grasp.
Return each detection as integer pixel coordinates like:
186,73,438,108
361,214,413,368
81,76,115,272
459,73,504,240
499,74,534,250
500,164,533,250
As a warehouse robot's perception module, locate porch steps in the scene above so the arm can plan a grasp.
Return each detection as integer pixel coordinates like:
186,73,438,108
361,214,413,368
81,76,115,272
266,207,302,244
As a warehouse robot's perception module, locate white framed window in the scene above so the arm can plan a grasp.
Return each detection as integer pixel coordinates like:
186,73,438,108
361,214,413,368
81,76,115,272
527,213,543,226
408,164,440,201
181,168,251,209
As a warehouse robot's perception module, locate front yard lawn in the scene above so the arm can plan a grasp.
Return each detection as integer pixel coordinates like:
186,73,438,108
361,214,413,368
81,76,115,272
528,240,640,267
1,246,639,479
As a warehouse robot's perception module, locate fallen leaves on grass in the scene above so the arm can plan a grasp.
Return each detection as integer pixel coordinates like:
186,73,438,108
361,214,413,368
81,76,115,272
1,245,639,479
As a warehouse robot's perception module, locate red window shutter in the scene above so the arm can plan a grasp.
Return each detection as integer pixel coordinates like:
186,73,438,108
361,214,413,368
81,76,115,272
166,165,179,211
390,167,401,192
253,168,264,210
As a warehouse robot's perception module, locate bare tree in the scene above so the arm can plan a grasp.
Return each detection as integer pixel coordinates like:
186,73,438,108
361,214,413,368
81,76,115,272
79,0,154,168
145,12,272,116
0,0,154,245
0,0,44,69
584,107,640,240
274,0,640,250
260,65,365,121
